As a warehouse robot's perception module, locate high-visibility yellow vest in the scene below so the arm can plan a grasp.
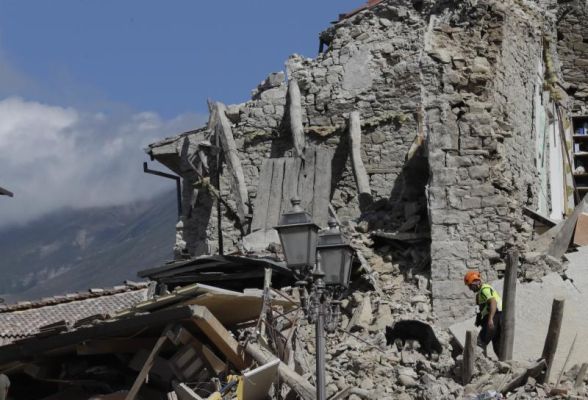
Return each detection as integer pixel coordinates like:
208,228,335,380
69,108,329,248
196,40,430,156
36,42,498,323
476,283,502,318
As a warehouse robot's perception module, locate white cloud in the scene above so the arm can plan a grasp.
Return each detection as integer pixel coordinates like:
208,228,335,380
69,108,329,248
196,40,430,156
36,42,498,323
0,97,206,228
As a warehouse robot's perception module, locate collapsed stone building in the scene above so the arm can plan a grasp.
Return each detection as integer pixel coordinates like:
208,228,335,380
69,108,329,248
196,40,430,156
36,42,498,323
147,0,588,324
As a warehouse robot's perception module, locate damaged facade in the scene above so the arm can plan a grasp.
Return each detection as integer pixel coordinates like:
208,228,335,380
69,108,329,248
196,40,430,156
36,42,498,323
147,0,588,322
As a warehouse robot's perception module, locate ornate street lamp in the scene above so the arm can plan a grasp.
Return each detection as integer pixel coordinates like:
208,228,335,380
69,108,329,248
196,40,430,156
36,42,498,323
274,198,320,271
275,199,353,400
316,219,354,287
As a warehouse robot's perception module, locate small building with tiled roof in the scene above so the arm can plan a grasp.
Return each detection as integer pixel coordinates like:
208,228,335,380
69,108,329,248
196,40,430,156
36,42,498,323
0,282,150,345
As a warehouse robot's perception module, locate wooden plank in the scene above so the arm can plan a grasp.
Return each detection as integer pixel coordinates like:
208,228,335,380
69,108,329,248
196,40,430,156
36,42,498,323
574,362,588,390
0,186,13,197
312,148,332,228
500,359,546,394
239,359,280,400
215,102,249,225
555,333,577,388
541,298,565,383
280,158,302,218
499,250,518,361
372,231,430,242
529,219,565,253
191,306,249,370
523,207,557,227
462,330,475,384
548,196,588,258
328,387,352,400
573,212,588,246
170,344,205,381
128,349,175,382
115,283,206,318
298,146,316,216
125,330,169,400
266,158,285,229
166,326,228,375
251,159,275,232
348,111,371,196
244,342,315,400
288,79,306,159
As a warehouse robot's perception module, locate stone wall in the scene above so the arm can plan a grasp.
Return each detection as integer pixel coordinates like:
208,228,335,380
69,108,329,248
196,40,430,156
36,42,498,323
557,0,588,112
425,0,545,322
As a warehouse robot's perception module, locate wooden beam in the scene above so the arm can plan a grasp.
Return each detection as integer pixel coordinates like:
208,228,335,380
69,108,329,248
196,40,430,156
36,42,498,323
348,111,371,196
214,101,250,225
0,186,13,197
312,148,332,228
462,330,475,384
500,359,546,395
288,79,306,159
574,362,588,390
167,325,228,375
548,196,588,259
244,342,315,400
251,159,274,232
522,207,557,227
125,328,170,400
191,306,249,370
372,231,430,242
266,158,285,228
555,332,577,388
540,298,565,383
499,249,518,361
170,344,205,381
298,146,316,214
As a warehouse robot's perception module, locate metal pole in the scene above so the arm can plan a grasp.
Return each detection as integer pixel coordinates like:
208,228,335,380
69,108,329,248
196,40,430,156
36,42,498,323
315,278,327,400
312,253,327,400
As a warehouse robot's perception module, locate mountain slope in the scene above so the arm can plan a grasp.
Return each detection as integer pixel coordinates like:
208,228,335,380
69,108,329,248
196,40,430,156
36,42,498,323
0,191,177,301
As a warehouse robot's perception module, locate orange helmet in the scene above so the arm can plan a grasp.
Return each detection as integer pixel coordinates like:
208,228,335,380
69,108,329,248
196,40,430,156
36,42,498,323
464,270,481,286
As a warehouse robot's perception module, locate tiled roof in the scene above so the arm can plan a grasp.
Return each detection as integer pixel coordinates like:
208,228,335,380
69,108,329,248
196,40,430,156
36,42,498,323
0,283,150,344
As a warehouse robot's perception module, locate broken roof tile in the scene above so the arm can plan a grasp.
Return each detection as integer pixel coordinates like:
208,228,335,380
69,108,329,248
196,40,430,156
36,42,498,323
0,283,149,344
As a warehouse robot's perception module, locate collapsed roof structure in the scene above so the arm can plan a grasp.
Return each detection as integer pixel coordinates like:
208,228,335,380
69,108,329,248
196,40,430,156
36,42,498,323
2,0,588,398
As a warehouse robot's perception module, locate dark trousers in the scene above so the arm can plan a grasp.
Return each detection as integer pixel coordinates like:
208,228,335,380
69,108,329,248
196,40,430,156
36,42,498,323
477,312,503,356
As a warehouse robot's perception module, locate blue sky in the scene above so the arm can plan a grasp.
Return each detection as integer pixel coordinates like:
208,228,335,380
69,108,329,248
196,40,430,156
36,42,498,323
0,0,362,227
0,0,360,117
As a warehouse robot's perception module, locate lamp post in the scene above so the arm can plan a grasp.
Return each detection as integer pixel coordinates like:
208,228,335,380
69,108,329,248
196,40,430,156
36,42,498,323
276,198,353,400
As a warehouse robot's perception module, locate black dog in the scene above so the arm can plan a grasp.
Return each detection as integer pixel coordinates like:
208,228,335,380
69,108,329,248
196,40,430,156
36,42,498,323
385,320,442,358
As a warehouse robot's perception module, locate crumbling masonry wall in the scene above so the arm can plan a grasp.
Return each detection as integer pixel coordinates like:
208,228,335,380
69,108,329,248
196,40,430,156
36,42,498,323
557,0,588,113
426,1,546,321
182,0,432,256
151,0,561,324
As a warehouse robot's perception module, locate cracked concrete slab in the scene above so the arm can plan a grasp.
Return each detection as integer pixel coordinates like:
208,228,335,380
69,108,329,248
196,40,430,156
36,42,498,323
450,247,588,382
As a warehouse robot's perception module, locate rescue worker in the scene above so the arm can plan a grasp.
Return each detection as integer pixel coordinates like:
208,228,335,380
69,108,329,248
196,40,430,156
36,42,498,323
464,270,503,356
